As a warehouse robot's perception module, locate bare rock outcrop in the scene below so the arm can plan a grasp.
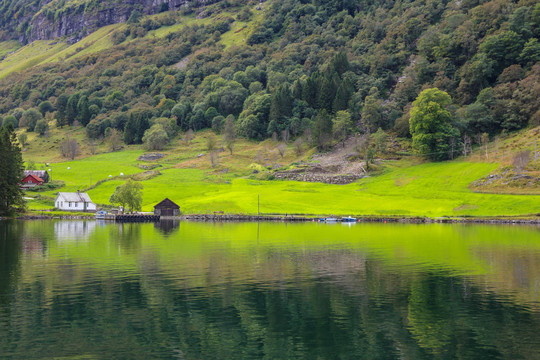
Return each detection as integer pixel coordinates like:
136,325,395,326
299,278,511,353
20,0,223,43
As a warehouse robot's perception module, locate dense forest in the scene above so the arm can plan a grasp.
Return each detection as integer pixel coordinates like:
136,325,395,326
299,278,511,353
0,0,538,160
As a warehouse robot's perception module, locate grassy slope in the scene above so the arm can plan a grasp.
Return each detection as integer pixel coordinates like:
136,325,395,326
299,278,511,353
0,41,20,59
21,126,540,217
0,2,265,79
0,40,67,80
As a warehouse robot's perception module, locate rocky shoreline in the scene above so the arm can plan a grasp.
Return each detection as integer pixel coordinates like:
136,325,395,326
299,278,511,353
7,214,540,224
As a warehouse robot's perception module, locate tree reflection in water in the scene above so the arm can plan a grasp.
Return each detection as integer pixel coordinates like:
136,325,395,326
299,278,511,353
0,221,538,359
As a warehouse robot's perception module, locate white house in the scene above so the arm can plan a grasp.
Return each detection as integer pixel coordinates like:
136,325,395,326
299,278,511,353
55,191,97,212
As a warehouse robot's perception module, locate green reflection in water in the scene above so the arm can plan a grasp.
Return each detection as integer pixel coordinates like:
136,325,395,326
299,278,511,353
0,220,539,359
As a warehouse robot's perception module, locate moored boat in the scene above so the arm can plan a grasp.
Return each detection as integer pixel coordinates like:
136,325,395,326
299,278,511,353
95,210,108,219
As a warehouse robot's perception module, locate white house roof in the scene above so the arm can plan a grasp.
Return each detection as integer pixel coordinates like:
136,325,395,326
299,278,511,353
56,192,94,203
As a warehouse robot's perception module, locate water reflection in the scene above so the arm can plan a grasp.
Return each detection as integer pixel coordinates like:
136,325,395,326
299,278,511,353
154,219,180,235
0,221,22,308
0,220,539,359
54,220,97,242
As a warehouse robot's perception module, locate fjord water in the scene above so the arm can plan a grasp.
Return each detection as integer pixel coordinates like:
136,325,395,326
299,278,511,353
1,221,539,359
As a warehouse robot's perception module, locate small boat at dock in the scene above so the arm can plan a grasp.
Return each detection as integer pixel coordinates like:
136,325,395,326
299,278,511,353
95,210,108,219
341,216,357,222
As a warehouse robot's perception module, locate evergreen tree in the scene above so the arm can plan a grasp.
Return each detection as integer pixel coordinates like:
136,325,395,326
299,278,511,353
333,78,354,112
331,52,350,76
77,95,91,126
124,108,152,144
56,94,69,127
302,75,320,109
313,109,333,150
318,72,339,113
124,114,138,144
268,85,293,134
66,93,80,125
0,125,25,215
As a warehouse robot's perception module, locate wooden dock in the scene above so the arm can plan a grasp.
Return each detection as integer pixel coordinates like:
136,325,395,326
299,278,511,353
115,214,160,222
177,214,312,222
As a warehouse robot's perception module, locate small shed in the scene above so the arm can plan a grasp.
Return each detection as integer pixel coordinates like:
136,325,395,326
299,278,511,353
154,198,180,216
21,174,44,188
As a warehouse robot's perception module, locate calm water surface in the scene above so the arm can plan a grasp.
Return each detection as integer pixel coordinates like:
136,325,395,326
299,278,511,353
0,220,539,359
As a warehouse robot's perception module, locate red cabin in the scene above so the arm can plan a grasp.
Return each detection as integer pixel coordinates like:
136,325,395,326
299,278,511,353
21,174,44,188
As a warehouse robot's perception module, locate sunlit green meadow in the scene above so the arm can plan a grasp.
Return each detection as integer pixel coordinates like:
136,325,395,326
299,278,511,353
25,145,540,217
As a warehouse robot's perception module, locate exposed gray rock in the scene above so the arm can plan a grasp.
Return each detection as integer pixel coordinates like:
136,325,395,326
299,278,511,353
23,0,223,43
273,171,361,185
138,153,165,161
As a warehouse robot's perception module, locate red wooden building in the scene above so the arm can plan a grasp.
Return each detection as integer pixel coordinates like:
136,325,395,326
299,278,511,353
21,174,44,188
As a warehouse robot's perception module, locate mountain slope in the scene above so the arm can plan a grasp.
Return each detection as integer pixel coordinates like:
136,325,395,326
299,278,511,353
0,0,538,213
0,0,225,43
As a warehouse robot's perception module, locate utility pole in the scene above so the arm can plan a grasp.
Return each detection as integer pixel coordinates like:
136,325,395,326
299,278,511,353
258,194,260,217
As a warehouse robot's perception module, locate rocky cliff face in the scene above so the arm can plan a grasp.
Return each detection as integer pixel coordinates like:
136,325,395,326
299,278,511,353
22,0,219,43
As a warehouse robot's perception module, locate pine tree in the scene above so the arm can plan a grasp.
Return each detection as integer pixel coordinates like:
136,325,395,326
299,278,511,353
331,52,350,76
66,93,80,126
333,78,354,112
269,85,293,130
318,72,339,113
124,114,137,144
313,109,333,150
0,125,25,215
302,74,320,109
77,95,91,126
56,94,69,127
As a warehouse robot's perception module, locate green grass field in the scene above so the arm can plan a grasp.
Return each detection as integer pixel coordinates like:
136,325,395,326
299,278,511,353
25,146,540,217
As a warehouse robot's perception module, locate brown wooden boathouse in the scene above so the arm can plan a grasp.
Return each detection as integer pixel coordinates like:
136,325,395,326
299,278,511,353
154,198,180,216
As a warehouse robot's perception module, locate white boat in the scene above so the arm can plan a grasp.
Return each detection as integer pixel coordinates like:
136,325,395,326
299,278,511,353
341,216,357,222
325,217,339,222
95,210,108,219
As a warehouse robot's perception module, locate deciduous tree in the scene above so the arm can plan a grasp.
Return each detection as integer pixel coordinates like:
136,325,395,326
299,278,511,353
142,124,169,150
223,115,236,155
59,137,80,160
110,179,143,212
409,88,459,161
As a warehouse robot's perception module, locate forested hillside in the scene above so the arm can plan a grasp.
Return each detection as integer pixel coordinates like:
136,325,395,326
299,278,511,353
0,0,538,161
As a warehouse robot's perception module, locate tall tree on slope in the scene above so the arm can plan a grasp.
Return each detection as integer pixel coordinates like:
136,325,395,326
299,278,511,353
0,125,25,215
